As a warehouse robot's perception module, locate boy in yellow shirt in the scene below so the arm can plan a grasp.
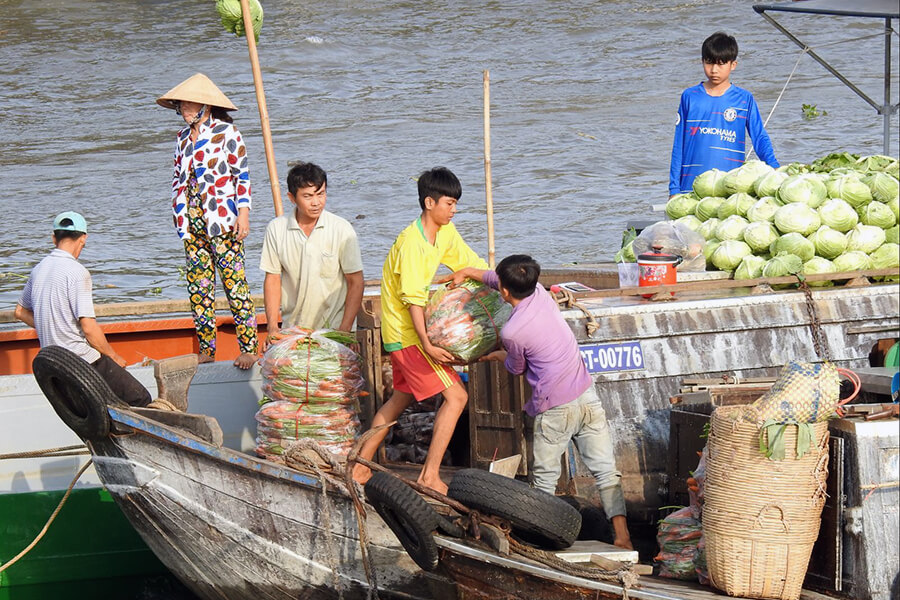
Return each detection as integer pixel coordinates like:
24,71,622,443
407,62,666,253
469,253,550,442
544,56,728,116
353,167,487,494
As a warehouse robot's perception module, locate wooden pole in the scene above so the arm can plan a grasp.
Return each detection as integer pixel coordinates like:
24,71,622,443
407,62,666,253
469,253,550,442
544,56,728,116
483,70,496,268
239,0,283,217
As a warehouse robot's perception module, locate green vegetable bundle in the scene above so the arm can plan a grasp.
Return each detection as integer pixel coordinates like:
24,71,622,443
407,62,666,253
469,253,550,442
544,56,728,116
660,152,899,281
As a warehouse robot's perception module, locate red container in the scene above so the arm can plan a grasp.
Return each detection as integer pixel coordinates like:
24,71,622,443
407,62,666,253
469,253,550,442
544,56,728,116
637,245,683,298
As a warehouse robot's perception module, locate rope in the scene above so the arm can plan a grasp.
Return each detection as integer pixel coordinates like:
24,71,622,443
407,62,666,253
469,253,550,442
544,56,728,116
0,445,88,460
0,458,93,574
554,288,601,337
147,397,179,412
507,537,638,589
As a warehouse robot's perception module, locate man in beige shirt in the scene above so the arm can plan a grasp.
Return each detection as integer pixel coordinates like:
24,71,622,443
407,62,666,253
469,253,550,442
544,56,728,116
260,162,364,349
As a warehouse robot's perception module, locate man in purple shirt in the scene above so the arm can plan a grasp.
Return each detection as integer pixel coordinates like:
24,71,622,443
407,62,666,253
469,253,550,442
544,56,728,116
443,255,632,549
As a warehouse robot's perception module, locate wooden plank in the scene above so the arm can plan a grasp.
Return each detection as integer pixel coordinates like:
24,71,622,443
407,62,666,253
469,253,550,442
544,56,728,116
556,267,899,300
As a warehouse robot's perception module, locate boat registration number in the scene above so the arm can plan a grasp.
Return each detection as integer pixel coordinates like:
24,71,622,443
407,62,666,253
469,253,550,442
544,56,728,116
579,341,644,373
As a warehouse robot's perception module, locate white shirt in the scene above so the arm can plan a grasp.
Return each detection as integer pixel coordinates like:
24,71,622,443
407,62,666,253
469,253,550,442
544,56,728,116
260,210,363,330
18,249,101,363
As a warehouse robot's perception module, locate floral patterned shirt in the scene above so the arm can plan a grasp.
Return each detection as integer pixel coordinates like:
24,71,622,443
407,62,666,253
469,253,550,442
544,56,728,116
171,116,251,239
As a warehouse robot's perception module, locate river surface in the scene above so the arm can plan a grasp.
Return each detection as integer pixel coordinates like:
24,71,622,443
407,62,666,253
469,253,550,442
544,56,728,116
1,0,898,312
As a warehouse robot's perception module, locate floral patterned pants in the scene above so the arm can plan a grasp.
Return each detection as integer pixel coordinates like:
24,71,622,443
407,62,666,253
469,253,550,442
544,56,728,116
184,186,258,358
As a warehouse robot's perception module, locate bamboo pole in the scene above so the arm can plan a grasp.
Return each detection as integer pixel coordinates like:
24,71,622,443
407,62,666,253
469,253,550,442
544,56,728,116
483,70,496,269
239,0,283,217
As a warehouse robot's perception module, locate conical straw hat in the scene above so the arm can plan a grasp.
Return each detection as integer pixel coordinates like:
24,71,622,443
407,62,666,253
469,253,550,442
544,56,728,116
157,73,237,111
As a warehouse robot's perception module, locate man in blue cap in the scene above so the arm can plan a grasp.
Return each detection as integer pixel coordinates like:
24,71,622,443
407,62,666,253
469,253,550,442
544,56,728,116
15,212,151,407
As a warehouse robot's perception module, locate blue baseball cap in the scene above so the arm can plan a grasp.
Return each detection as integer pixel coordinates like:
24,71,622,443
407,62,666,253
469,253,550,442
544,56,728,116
52,211,88,234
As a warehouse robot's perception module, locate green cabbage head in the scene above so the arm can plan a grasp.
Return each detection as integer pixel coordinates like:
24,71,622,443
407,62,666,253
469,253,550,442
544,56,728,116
803,257,836,287
832,251,871,272
734,255,767,280
807,226,847,259
774,203,821,236
753,171,788,198
777,173,828,208
825,173,872,208
743,222,779,254
762,252,804,278
674,215,703,231
692,169,728,198
770,232,815,262
216,0,264,42
746,197,780,223
859,201,898,229
695,196,726,222
718,193,756,219
710,240,752,271
722,160,774,195
846,224,887,254
817,198,859,232
697,218,721,240
862,172,899,204
715,215,750,241
885,225,899,245
869,243,900,270
888,196,899,221
703,239,722,262
665,193,700,219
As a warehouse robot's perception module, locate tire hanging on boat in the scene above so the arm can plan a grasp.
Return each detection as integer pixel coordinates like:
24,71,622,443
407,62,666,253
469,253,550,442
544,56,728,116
363,472,441,572
447,468,582,550
32,345,119,441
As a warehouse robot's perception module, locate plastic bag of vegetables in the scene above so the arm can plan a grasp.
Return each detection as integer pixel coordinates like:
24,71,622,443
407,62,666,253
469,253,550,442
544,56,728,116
425,281,512,362
256,327,364,460
632,221,707,271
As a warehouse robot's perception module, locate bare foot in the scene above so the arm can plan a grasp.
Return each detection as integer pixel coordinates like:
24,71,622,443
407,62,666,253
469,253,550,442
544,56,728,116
233,352,257,370
417,474,448,496
352,463,372,486
198,354,215,364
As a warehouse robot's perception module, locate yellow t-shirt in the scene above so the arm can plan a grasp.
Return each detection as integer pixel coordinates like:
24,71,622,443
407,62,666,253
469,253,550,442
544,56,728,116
381,218,487,352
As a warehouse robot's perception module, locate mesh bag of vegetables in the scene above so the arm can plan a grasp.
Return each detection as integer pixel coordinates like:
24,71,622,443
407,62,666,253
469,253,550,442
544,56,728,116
255,327,364,460
425,281,512,362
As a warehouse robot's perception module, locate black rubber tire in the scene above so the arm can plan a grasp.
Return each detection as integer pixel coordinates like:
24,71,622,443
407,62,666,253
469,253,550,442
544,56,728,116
32,345,115,441
448,468,582,550
364,472,440,571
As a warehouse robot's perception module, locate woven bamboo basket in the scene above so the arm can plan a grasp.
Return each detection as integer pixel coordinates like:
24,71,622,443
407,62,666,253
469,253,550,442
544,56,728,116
702,406,829,600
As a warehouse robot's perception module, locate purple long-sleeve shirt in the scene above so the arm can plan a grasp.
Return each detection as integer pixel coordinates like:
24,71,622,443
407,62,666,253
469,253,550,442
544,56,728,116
483,271,592,416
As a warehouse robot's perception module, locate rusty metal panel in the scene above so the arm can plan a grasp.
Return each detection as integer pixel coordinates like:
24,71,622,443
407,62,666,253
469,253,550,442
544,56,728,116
805,435,844,593
467,361,528,474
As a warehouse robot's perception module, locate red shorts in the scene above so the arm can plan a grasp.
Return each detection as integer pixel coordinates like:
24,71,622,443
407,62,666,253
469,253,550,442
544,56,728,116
390,345,461,401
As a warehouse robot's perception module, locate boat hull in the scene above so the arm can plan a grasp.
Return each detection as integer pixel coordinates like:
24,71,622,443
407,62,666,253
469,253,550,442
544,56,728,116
92,407,430,600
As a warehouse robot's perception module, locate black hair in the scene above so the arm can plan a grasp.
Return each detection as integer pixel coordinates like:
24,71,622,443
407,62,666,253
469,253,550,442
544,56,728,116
496,254,541,300
417,167,462,210
53,229,85,242
702,32,738,64
211,106,234,123
287,162,328,195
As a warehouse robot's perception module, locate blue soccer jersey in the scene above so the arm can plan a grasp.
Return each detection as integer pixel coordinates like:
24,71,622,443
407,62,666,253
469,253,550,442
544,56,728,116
669,82,779,195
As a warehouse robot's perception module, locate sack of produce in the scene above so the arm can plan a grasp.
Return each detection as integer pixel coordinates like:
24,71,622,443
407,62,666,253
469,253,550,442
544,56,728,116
256,327,365,460
745,361,840,425
425,281,512,362
632,221,706,271
654,506,703,580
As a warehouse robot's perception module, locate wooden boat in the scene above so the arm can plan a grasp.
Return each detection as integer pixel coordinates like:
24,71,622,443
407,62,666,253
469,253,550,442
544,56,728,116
2,267,898,598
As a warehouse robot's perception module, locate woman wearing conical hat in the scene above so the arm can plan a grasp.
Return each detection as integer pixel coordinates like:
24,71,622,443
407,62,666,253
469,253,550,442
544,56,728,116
158,73,259,369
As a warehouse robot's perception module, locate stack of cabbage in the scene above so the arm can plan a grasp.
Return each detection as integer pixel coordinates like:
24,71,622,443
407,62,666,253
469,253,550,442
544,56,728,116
663,153,899,285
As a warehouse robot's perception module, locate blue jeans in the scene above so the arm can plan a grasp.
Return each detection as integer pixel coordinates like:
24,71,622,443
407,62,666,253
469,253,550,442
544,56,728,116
532,386,626,518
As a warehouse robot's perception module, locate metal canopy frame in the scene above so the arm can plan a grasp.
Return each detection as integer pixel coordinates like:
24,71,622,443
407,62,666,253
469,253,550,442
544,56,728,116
753,1,899,154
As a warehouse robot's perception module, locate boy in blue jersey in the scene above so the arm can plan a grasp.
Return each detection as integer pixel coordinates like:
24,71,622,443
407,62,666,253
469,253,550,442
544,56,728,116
669,32,779,197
